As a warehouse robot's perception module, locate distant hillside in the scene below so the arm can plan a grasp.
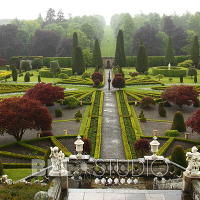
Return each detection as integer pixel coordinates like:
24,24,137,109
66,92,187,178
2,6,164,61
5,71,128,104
0,19,12,25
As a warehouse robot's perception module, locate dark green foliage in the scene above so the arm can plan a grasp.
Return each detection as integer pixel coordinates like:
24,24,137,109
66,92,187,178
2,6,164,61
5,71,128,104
43,57,72,68
191,36,199,67
165,37,175,65
32,58,43,69
21,60,31,71
164,129,180,137
24,72,30,82
38,75,41,82
0,160,3,176
62,97,80,108
171,145,187,167
83,138,91,154
180,76,183,83
158,102,167,117
44,148,51,168
72,32,78,73
194,75,198,83
152,66,187,77
136,43,148,73
139,110,146,122
93,39,103,70
58,73,69,79
188,67,197,77
55,109,62,117
74,46,85,75
50,60,61,77
75,110,82,121
115,30,126,67
171,111,186,132
12,67,18,81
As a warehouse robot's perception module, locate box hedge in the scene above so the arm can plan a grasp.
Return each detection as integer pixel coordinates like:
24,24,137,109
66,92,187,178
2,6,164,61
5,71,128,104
43,57,72,68
151,66,187,77
126,55,191,67
39,68,72,78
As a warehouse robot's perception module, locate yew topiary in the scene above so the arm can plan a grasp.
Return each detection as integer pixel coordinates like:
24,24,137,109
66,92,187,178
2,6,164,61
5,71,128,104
171,111,186,132
171,145,187,167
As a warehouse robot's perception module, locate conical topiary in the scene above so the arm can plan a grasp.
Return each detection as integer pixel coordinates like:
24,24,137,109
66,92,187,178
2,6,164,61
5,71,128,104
171,145,187,167
171,111,186,132
158,102,167,117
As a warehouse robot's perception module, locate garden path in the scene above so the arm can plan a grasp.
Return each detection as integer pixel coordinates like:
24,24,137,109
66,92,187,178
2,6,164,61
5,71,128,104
101,69,125,159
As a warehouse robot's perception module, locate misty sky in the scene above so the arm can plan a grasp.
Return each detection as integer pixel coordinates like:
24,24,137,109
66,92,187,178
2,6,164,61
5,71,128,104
1,0,200,23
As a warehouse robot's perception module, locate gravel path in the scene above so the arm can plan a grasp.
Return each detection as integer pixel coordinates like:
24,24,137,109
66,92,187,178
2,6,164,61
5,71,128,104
101,70,125,159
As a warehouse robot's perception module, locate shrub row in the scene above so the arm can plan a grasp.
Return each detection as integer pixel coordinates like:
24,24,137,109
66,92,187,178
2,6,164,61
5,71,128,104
0,71,11,80
126,55,191,67
39,68,72,78
0,83,32,94
151,66,187,77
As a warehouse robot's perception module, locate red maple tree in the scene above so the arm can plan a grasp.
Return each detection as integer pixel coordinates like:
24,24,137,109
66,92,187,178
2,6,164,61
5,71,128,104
92,72,103,82
186,109,200,134
134,139,150,157
24,83,64,106
161,85,199,107
0,97,52,141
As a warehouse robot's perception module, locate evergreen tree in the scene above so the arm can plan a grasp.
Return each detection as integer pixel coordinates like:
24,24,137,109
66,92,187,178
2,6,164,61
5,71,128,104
56,9,65,22
24,72,30,82
12,67,18,82
38,75,41,83
115,30,126,67
194,75,198,83
72,32,78,73
158,102,167,117
165,37,175,65
136,42,148,73
93,39,103,70
191,36,199,67
171,145,187,167
171,111,186,132
74,46,85,75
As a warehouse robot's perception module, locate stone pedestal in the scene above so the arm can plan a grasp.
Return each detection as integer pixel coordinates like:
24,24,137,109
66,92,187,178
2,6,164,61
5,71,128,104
183,172,200,193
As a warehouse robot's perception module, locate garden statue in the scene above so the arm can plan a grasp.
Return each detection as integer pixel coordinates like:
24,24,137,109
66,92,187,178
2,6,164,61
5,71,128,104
49,147,68,176
185,146,200,176
0,175,12,184
168,63,171,70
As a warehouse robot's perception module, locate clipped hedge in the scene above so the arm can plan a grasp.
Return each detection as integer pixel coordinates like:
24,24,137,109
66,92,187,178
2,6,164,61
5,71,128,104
152,66,187,77
126,55,190,67
39,68,72,78
43,57,72,68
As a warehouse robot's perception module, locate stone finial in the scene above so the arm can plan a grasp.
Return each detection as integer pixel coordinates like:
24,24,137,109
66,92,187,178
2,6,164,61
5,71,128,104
185,146,200,176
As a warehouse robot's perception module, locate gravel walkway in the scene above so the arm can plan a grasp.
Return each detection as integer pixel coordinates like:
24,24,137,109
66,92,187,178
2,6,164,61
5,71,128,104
101,70,125,159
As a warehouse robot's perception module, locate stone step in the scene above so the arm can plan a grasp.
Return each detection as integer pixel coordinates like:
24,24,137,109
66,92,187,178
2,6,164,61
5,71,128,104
67,189,182,200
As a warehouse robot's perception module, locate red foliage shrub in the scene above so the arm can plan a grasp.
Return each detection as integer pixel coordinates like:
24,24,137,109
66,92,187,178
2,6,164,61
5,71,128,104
140,97,155,109
83,138,91,154
92,72,103,82
161,85,199,107
0,97,52,141
24,83,64,106
134,139,150,157
186,109,200,134
112,75,125,89
93,79,101,87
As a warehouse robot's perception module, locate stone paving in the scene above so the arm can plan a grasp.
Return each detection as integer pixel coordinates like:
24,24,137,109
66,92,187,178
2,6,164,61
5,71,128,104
101,69,125,159
67,189,182,200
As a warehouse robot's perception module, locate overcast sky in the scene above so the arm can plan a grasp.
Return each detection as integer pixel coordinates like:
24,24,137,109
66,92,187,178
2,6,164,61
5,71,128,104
1,0,200,24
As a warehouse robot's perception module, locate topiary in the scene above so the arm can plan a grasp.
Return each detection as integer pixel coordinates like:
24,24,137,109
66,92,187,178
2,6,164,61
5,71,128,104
20,60,32,71
158,102,167,117
55,109,62,117
171,145,187,167
74,110,82,122
164,130,180,137
38,75,41,83
24,72,30,82
139,110,146,122
0,160,3,176
58,73,69,79
194,75,198,83
62,97,80,109
171,111,186,132
180,76,183,83
188,67,197,77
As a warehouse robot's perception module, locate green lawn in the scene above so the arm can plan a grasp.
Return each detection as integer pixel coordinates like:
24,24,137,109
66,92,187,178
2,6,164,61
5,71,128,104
3,168,32,181
101,26,116,57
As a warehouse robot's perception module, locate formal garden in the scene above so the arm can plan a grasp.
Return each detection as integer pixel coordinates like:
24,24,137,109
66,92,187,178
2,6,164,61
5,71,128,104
1,11,200,200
